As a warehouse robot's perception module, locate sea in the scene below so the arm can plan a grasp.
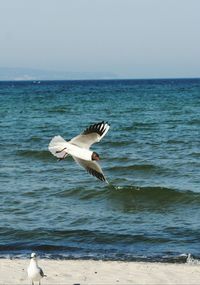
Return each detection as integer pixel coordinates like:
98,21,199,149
0,78,200,263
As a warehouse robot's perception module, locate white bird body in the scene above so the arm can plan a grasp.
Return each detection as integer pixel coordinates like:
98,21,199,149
27,253,45,285
49,136,93,161
48,121,110,182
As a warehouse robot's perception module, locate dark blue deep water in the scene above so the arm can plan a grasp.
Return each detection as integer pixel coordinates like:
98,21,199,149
0,79,200,262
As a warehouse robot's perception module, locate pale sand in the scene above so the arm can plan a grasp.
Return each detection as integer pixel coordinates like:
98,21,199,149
0,259,199,284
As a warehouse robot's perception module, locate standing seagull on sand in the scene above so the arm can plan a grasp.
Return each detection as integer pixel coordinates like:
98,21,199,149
48,121,110,182
27,253,46,285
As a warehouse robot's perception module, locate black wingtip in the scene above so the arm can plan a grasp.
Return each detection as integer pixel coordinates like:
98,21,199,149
86,166,107,182
83,121,109,136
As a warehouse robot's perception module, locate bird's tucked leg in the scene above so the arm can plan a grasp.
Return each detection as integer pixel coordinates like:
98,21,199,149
58,152,68,161
56,147,67,153
55,147,68,161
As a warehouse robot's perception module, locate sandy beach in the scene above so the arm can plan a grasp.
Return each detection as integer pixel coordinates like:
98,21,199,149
0,258,199,284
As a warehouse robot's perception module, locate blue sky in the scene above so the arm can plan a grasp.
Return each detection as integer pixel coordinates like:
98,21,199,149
0,0,200,78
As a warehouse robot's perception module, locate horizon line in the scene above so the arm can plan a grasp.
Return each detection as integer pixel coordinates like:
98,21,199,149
0,76,200,82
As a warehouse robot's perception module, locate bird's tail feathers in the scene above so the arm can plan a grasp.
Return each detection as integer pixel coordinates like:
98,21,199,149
48,135,68,159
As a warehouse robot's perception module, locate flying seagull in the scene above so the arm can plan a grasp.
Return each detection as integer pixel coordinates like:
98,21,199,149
48,121,110,182
27,253,46,285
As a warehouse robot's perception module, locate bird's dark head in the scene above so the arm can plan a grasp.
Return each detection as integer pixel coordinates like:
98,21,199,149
30,252,37,260
92,152,100,161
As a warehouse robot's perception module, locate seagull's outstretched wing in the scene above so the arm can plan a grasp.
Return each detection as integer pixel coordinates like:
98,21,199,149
73,156,108,183
70,121,110,149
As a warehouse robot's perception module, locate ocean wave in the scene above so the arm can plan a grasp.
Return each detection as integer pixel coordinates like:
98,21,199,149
188,119,200,126
17,149,52,161
48,106,70,113
108,185,200,206
108,164,159,172
186,253,200,265
26,136,42,142
0,251,191,263
191,152,200,158
104,140,132,147
55,184,200,207
123,122,157,130
0,229,197,263
0,227,184,248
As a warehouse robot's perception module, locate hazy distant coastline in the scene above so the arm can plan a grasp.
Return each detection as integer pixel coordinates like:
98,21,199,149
0,67,118,81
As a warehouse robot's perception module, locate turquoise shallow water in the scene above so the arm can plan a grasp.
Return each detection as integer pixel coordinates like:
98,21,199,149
0,79,200,262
